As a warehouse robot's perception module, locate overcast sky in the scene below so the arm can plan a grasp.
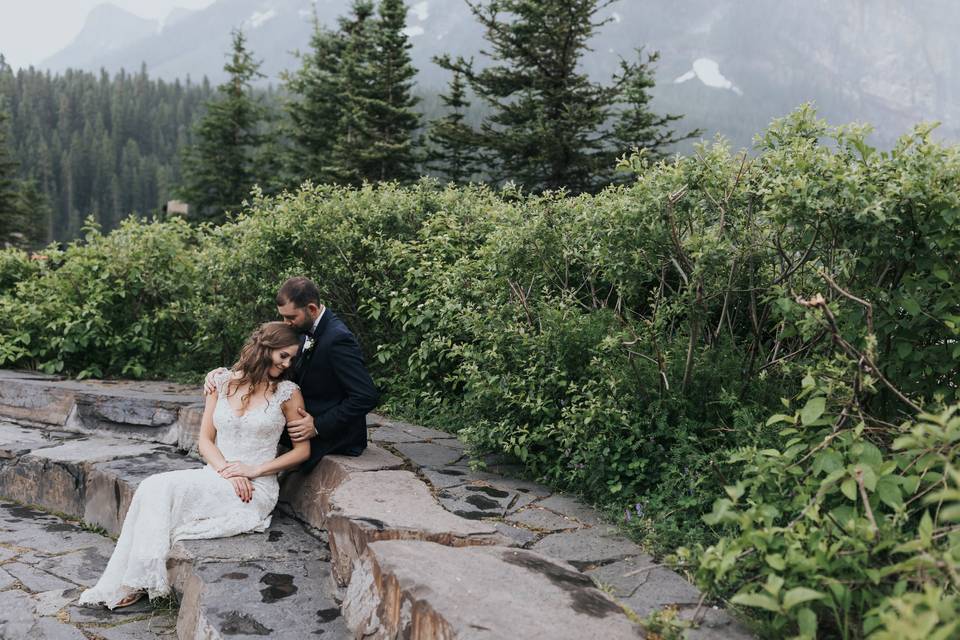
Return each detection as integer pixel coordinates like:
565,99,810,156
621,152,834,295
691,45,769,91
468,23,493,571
0,0,216,69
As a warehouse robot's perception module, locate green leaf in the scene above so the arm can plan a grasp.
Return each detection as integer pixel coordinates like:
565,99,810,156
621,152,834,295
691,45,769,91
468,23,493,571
919,510,933,545
796,607,817,638
766,413,795,426
900,475,921,494
731,592,781,613
800,396,826,426
902,297,921,316
783,587,826,610
841,477,858,501
764,554,786,571
876,475,903,508
813,450,843,475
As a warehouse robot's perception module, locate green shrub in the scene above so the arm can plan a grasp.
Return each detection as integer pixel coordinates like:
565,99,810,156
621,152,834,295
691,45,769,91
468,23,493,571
0,247,41,295
0,217,200,378
0,106,956,637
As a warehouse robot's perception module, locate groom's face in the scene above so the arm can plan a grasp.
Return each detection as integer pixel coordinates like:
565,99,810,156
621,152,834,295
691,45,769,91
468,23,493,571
277,301,319,334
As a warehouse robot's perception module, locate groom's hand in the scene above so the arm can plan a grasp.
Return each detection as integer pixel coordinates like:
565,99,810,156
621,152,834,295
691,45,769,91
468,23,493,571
288,408,317,442
203,367,229,395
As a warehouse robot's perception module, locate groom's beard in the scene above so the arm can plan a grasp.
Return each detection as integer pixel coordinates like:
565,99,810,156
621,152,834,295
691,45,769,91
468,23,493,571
296,314,314,334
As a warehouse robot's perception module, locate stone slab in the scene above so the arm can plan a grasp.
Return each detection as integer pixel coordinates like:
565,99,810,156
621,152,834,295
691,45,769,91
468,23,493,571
343,540,643,639
531,528,644,570
176,558,347,640
32,587,82,616
0,370,62,381
35,544,116,588
176,403,205,453
0,436,163,518
175,514,328,564
84,450,204,535
279,443,404,530
88,614,178,640
366,414,453,441
0,422,70,459
507,507,584,532
18,437,163,465
0,566,15,589
4,561,77,592
367,424,425,443
420,465,484,490
436,482,519,520
392,441,464,468
681,607,755,640
65,600,156,624
326,470,511,584
537,493,606,526
492,522,539,547
0,503,111,553
0,379,77,426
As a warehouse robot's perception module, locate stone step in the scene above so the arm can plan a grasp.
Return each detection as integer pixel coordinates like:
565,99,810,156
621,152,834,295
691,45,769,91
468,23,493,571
343,539,644,639
0,370,204,450
0,422,351,639
0,374,753,639
170,515,348,639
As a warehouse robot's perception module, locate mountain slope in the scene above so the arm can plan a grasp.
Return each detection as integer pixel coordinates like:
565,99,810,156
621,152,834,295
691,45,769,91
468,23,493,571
39,0,960,149
42,3,159,72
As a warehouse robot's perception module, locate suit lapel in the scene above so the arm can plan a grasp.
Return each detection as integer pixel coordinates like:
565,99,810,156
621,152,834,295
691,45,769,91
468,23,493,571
295,310,334,385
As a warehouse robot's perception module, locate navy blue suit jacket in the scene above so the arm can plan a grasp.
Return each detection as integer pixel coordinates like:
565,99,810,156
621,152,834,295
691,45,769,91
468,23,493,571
288,310,379,471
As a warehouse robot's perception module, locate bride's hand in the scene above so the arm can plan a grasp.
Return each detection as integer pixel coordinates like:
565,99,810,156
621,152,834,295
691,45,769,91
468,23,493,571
229,477,255,503
219,462,260,479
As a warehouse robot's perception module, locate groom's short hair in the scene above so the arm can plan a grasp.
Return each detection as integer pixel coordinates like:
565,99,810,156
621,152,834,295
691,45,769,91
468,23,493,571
276,277,321,308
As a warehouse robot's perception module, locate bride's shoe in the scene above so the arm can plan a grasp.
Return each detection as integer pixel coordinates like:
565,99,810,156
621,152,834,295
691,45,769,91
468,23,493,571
114,591,146,609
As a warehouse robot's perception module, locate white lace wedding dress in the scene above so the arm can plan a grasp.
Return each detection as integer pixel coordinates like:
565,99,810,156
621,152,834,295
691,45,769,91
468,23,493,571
78,372,298,609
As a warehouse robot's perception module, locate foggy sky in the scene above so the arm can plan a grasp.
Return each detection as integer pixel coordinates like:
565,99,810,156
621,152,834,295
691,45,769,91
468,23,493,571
0,0,216,69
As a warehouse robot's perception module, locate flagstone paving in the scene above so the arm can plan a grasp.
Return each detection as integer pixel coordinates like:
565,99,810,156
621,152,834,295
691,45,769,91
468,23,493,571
0,370,753,639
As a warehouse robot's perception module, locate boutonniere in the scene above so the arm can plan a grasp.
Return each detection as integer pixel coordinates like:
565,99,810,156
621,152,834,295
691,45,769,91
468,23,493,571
302,336,316,355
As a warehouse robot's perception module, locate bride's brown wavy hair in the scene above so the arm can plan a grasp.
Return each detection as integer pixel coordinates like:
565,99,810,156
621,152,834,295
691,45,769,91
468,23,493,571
227,321,300,411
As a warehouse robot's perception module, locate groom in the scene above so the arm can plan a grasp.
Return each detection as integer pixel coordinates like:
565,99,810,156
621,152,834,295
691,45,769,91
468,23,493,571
206,276,379,472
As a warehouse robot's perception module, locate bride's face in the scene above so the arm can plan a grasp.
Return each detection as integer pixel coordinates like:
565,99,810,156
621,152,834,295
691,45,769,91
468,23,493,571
268,344,299,378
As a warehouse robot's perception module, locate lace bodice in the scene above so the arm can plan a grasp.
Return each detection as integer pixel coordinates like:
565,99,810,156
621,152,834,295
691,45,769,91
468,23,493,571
212,371,298,466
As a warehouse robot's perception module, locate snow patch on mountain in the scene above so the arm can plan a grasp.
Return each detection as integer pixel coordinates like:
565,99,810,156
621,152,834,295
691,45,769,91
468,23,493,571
675,58,742,95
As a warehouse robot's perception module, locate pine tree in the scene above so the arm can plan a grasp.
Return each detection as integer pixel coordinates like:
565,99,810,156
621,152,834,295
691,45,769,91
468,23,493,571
180,30,269,223
329,1,380,185
435,0,694,193
0,91,22,245
426,70,481,184
611,50,689,167
283,18,346,185
14,180,52,246
366,0,421,182
330,0,421,185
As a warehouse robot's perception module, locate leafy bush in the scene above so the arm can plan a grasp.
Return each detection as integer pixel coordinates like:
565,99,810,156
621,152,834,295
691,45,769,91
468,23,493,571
0,106,956,637
0,247,41,295
0,217,200,378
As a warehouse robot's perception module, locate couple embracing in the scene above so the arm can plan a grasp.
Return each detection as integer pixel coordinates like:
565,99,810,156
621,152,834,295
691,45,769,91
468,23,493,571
79,276,379,609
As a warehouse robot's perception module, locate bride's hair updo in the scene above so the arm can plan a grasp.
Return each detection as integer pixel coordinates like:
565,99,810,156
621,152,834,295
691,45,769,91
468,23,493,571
228,321,300,410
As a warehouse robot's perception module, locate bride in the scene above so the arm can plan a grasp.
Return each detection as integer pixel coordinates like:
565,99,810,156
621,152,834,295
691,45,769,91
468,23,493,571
79,321,310,609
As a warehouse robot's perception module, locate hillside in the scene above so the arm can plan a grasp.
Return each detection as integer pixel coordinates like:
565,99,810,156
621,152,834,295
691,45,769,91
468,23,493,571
38,1,960,150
